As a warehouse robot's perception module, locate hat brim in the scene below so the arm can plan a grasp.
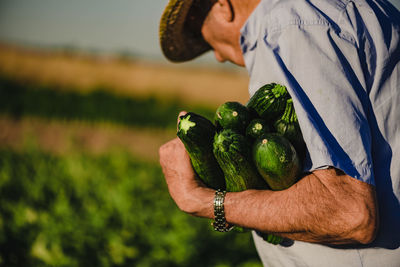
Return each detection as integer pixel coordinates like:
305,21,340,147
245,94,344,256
159,0,216,62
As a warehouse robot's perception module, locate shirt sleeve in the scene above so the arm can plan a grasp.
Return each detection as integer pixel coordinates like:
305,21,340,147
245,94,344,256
247,21,374,185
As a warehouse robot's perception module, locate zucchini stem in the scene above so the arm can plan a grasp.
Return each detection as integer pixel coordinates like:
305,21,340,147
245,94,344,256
179,115,196,135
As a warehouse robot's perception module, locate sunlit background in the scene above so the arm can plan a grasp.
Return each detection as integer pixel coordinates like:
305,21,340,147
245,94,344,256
0,0,256,266
0,0,399,266
0,0,221,63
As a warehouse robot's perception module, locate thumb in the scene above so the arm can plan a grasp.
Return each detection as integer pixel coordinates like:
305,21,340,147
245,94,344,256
177,111,188,130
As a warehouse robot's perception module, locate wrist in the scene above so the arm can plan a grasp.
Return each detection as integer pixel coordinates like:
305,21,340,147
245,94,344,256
178,187,215,218
194,187,215,218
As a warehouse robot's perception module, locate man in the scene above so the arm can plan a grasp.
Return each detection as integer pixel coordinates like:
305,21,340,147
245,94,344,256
159,0,400,266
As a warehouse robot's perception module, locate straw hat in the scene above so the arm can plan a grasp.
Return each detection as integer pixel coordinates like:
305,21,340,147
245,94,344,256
159,0,217,62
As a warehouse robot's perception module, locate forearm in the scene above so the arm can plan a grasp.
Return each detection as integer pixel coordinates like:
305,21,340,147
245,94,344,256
159,138,378,245
222,169,378,244
191,169,378,245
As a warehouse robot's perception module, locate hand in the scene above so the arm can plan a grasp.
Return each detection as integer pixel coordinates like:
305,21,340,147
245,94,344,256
159,112,214,217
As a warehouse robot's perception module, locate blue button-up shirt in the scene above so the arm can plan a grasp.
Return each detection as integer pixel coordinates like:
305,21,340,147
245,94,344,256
240,0,400,265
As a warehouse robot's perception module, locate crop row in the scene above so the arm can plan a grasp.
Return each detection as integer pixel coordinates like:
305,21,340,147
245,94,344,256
0,76,215,129
0,149,261,267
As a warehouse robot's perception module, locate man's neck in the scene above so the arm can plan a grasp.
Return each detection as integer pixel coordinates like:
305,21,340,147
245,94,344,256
232,0,261,20
230,0,261,66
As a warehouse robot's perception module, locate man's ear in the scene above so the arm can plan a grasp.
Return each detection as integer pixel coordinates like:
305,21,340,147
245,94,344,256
218,0,234,22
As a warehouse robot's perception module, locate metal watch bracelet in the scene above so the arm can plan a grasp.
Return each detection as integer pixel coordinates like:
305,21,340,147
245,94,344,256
213,189,234,232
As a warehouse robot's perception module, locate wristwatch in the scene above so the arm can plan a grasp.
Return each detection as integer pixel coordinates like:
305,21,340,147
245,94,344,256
212,189,234,232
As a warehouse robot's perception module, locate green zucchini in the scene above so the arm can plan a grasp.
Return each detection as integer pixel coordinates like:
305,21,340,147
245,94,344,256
247,83,289,122
246,118,271,140
213,129,283,242
274,99,306,161
213,129,267,192
257,231,284,245
213,129,266,233
177,112,225,190
214,101,252,133
252,133,300,191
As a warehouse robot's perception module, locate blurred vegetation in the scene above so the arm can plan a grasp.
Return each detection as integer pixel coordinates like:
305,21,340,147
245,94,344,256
0,73,263,266
0,149,261,267
0,76,215,129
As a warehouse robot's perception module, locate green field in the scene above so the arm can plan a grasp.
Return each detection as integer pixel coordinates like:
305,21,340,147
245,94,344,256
0,76,215,129
0,63,262,267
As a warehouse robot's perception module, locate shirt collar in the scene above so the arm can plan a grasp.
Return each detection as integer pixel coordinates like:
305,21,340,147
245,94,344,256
240,0,279,70
239,1,264,56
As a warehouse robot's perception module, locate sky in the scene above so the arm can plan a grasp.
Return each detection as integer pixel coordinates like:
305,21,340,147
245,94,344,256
0,0,400,61
0,0,170,59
